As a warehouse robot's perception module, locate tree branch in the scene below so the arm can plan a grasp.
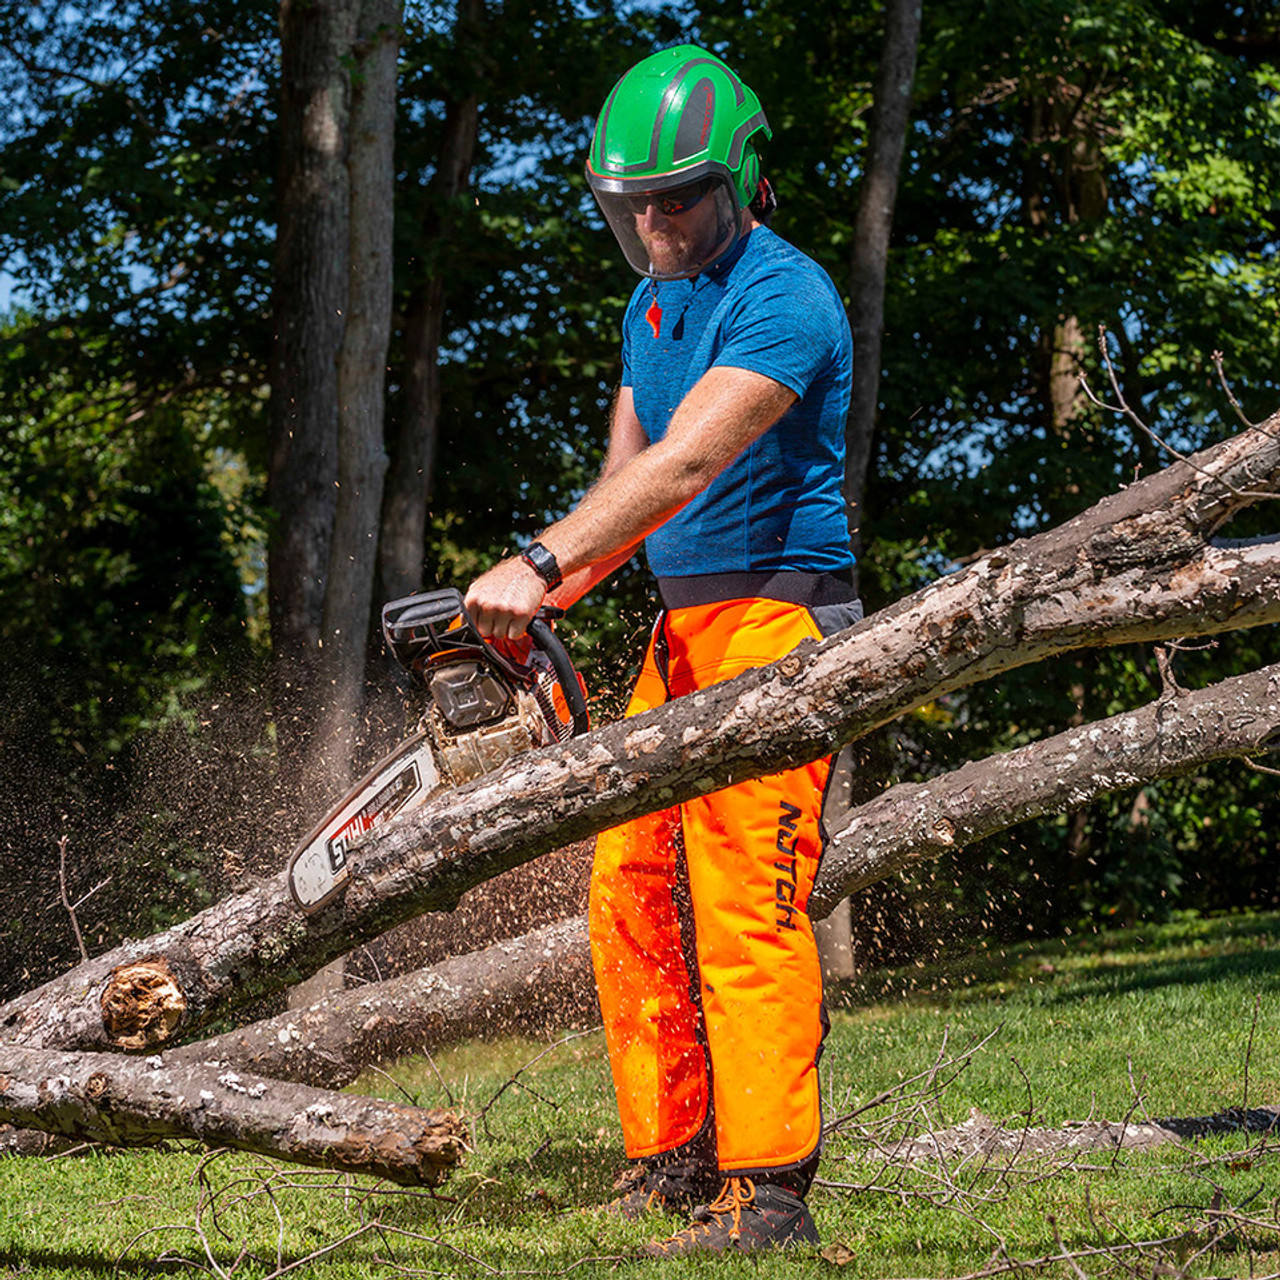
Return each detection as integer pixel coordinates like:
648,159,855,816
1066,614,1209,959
0,1043,467,1185
182,659,1280,1087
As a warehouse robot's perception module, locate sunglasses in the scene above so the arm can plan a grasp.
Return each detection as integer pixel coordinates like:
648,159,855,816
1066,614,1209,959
625,179,714,217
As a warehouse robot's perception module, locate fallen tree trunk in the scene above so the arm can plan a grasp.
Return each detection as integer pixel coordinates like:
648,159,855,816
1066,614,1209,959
182,660,1280,1089
0,1042,467,1185
884,1105,1280,1165
4,417,1280,1054
810,655,1280,914
182,916,598,1088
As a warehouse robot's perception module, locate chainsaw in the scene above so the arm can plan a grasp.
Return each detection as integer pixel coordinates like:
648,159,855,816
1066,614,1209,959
287,587,589,913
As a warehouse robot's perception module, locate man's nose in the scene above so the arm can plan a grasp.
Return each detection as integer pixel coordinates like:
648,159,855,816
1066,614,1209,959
639,202,670,230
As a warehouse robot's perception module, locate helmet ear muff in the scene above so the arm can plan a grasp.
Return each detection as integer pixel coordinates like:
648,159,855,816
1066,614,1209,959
738,145,760,206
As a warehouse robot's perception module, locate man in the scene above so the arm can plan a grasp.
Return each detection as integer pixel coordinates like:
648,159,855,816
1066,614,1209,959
464,44,858,1255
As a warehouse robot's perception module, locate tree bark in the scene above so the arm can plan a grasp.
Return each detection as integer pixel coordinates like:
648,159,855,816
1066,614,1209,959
378,0,483,605
266,0,354,764
183,917,597,1089
0,1043,467,1185
4,417,1280,1053
889,1105,1280,1165
844,0,922,584
186,657,1280,1089
810,657,1280,914
307,0,401,799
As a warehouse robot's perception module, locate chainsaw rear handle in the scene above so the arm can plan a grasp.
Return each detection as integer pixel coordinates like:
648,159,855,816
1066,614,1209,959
529,612,590,737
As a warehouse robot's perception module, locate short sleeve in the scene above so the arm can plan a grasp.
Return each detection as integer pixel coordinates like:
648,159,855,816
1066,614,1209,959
620,282,648,389
712,267,844,398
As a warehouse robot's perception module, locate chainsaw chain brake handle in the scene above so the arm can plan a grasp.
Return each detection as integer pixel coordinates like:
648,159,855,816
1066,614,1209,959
381,588,590,737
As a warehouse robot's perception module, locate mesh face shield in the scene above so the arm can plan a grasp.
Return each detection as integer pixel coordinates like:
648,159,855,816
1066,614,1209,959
589,169,743,281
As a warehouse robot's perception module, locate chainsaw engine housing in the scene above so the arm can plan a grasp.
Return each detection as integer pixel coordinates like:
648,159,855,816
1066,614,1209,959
286,588,587,913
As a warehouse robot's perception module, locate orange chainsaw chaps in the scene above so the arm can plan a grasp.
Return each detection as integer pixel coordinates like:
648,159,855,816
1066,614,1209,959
589,598,829,1173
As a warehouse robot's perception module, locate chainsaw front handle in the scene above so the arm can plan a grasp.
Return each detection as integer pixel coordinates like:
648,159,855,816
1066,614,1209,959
529,614,590,737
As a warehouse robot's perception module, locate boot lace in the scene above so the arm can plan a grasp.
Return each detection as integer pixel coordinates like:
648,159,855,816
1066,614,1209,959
652,1177,756,1252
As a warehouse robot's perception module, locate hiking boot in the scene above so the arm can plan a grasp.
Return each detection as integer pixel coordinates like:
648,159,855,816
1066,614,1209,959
640,1177,820,1256
602,1164,703,1221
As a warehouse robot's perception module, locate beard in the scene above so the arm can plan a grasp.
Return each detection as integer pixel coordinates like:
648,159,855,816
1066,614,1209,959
639,201,738,277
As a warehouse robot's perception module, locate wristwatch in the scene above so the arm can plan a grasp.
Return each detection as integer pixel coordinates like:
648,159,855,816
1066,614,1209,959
520,540,563,591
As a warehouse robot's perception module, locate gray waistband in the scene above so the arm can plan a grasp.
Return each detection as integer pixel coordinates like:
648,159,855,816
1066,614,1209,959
657,570,857,610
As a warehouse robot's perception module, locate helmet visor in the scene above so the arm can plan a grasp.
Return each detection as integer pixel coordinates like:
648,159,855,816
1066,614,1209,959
590,172,742,280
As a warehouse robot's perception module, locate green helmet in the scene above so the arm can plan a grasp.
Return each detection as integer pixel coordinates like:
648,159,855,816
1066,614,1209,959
586,45,772,280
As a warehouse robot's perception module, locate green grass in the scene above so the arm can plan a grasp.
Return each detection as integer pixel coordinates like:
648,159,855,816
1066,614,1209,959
5,911,1280,1279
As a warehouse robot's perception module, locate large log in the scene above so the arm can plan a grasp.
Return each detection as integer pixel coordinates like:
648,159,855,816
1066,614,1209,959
186,660,1280,1090
4,417,1280,1054
810,656,1280,913
183,916,597,1088
0,1042,467,1185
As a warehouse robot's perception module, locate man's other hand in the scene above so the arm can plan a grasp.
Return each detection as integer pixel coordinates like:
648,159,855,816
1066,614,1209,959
464,557,547,640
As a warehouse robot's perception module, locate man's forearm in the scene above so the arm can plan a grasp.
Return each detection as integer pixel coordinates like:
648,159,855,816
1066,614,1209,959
550,541,643,611
465,368,795,638
538,367,795,579
536,441,706,583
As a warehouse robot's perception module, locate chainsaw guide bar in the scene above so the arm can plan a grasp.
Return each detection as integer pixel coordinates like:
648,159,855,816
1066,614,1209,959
287,730,440,913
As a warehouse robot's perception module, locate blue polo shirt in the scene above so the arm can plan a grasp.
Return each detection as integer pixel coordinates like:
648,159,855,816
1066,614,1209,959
621,225,854,578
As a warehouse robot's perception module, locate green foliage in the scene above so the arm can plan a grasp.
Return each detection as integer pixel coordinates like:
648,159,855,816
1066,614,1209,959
719,0,1280,930
0,0,276,423
0,381,260,995
1,0,1278,980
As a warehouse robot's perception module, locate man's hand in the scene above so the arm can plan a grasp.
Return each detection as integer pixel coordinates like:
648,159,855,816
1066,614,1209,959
464,556,547,640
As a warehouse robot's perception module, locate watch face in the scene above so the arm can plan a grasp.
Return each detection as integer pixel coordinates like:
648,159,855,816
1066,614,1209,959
524,543,561,587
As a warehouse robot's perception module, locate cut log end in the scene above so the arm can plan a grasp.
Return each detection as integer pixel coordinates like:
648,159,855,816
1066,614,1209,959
100,958,186,1050
320,1112,471,1186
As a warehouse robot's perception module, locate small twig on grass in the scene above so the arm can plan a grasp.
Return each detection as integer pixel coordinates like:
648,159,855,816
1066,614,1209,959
375,1225,631,1276
116,1151,393,1280
473,1026,602,1139
1244,993,1262,1113
823,1025,1004,1138
865,1230,1200,1280
1048,1212,1092,1280
1008,1055,1037,1167
43,1141,97,1161
418,1046,456,1108
363,1063,421,1108
1109,1058,1160,1172
818,1025,1086,1221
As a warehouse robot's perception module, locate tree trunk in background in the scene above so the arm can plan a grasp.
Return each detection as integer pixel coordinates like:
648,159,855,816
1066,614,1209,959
1023,80,1109,502
378,0,484,606
844,0,922,590
266,0,354,780
1023,79,1111,875
308,0,402,802
836,0,922,973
